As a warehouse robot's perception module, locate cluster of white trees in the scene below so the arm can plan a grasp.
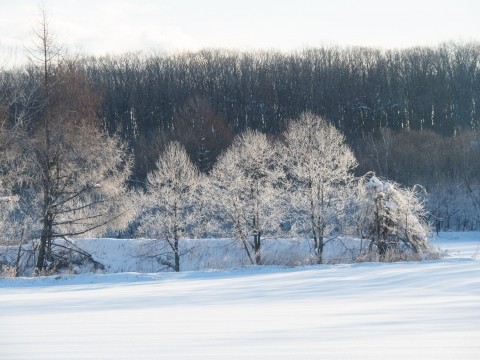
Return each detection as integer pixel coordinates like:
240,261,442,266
1,99,432,274
134,112,432,271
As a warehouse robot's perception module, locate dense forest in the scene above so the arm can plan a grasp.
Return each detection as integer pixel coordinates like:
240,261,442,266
2,42,480,235
86,44,480,140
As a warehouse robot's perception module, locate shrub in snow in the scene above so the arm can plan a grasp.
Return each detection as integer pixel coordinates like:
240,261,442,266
0,264,17,278
356,173,431,261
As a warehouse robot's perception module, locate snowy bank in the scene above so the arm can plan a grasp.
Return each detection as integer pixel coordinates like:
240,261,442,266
0,233,479,359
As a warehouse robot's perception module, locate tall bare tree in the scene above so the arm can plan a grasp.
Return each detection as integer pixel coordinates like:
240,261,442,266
19,7,133,274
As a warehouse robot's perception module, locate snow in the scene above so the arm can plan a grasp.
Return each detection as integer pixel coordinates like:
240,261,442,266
5,236,363,274
432,231,480,260
1,232,479,359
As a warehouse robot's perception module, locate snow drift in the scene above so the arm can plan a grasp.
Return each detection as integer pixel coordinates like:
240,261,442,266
0,232,479,359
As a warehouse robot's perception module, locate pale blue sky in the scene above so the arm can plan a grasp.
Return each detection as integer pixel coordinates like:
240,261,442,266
1,0,479,61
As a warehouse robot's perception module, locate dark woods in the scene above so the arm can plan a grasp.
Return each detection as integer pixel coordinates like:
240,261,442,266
85,43,480,141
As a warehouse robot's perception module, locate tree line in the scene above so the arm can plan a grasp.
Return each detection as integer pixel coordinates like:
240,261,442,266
66,43,480,234
76,43,480,176
1,12,480,275
4,43,480,173
82,44,480,140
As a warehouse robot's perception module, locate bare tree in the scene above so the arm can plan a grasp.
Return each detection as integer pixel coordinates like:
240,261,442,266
283,112,358,264
136,142,202,272
17,7,134,274
208,129,283,265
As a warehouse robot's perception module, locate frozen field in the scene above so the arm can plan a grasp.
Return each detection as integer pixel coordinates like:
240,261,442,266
1,232,479,359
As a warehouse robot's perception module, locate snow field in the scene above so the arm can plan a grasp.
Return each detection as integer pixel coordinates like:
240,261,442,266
0,232,479,359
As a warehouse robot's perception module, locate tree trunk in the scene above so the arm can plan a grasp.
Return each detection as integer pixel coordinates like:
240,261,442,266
174,238,180,272
173,220,180,272
254,232,261,265
316,226,325,264
240,236,255,265
171,200,180,272
378,240,387,260
311,213,318,256
316,236,324,265
14,228,26,277
35,216,53,274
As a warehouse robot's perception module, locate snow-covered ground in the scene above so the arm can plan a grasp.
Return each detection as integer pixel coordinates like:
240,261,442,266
1,232,479,359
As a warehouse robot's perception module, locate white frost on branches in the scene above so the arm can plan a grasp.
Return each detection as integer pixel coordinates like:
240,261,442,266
357,174,431,259
137,142,203,272
282,112,358,264
208,129,284,265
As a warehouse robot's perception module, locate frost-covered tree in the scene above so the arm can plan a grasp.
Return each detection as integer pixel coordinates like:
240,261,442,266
208,129,283,265
283,112,358,264
137,142,202,272
356,174,431,260
18,8,134,274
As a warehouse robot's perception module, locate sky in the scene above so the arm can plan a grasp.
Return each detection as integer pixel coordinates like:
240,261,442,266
1,0,480,62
